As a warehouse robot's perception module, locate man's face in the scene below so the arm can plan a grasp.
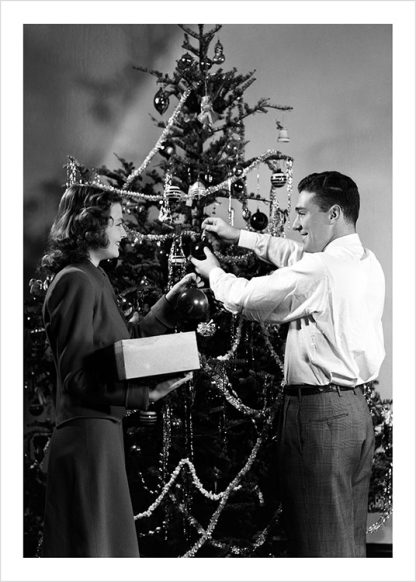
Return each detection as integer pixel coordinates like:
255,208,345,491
292,190,332,253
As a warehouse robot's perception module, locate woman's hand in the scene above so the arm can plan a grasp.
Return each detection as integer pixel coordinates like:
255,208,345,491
149,372,193,402
165,272,203,303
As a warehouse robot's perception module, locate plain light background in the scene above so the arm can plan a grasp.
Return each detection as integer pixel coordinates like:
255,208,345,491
24,23,392,397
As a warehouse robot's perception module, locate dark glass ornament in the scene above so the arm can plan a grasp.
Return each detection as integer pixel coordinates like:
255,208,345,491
250,210,269,231
203,172,214,185
159,141,175,159
270,171,287,188
185,90,200,114
200,56,213,70
232,179,245,194
175,288,210,322
190,238,213,260
153,87,170,115
28,400,44,416
178,53,194,69
233,165,244,178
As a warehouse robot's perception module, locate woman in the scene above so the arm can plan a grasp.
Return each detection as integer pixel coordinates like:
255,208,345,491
40,184,195,557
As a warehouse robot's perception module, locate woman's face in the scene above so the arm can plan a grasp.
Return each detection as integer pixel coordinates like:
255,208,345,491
90,203,127,264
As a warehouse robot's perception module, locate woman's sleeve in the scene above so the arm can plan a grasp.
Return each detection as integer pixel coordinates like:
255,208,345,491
46,270,96,399
46,270,149,409
129,295,178,338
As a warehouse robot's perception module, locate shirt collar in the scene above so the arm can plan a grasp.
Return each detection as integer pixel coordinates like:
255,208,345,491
323,233,362,253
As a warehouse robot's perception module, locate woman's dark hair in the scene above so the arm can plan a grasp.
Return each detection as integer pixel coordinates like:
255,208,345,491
297,171,360,225
41,185,122,274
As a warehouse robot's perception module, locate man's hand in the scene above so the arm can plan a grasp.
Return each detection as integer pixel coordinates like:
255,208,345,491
190,247,221,280
165,272,203,303
201,217,240,244
149,372,193,402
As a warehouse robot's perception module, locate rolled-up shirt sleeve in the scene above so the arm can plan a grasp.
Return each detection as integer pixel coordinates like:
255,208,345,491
209,253,328,324
238,230,304,267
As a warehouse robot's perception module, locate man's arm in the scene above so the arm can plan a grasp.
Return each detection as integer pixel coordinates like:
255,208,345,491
201,217,303,268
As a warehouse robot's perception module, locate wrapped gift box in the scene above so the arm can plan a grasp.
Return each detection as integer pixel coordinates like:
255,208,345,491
114,331,200,380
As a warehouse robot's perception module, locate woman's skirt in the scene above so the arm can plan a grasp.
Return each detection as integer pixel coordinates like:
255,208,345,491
42,417,140,557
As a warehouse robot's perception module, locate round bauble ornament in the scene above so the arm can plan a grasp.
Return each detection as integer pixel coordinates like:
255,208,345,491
232,179,245,195
178,53,194,70
29,400,44,416
200,56,213,70
190,238,213,260
270,172,287,188
153,87,170,115
159,141,175,159
250,210,269,231
233,165,244,178
176,288,209,322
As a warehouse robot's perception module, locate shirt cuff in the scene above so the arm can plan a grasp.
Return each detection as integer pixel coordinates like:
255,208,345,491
209,266,225,288
238,229,259,250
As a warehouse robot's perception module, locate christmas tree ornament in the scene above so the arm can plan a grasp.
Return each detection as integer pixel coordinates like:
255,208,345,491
189,237,213,260
188,180,207,200
232,179,245,195
185,90,200,114
153,87,170,115
270,171,287,188
203,172,214,185
139,410,157,426
168,235,187,287
212,39,225,65
159,141,175,159
178,52,194,69
200,56,213,70
197,320,217,337
277,127,290,143
197,95,219,129
233,165,244,178
241,202,251,222
175,288,210,322
28,399,44,416
250,209,269,231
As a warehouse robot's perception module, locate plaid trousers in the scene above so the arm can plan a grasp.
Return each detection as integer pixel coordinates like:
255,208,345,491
277,387,375,557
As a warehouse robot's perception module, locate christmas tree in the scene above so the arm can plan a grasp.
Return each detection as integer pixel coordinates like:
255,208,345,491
24,24,392,557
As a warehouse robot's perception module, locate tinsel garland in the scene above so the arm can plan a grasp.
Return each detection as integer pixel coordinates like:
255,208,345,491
182,418,270,557
202,149,293,198
65,156,163,201
170,491,283,556
123,88,192,190
260,322,285,372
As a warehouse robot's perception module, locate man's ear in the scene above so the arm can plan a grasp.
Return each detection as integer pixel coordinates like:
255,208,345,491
328,204,342,222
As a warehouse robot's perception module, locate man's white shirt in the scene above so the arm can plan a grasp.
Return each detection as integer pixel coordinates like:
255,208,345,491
209,230,385,386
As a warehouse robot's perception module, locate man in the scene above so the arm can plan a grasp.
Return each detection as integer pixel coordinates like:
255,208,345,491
191,171,385,557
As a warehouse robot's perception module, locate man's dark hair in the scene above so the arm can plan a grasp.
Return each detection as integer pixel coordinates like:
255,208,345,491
297,171,360,225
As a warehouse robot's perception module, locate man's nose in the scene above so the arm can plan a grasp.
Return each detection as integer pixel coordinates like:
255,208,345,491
292,215,301,231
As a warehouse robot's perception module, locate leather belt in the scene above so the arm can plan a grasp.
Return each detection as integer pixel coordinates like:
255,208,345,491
283,383,366,396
